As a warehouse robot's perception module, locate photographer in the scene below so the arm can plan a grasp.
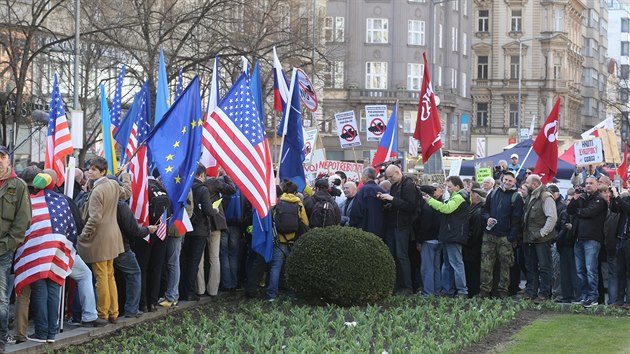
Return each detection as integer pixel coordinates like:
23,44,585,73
566,177,607,307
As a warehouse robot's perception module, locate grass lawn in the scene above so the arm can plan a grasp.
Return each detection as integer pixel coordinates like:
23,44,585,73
59,295,529,353
501,314,630,354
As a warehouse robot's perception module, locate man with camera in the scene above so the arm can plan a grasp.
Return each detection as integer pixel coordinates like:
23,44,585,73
566,177,607,307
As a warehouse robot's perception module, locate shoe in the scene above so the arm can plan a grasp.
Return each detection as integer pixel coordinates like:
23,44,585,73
497,291,509,299
158,299,178,308
13,336,26,344
6,335,15,345
181,294,199,302
477,290,490,299
581,299,598,308
108,316,118,324
124,312,143,318
26,334,47,343
46,338,55,343
571,298,584,305
147,304,157,312
67,319,82,326
456,293,469,299
81,318,109,327
533,296,549,304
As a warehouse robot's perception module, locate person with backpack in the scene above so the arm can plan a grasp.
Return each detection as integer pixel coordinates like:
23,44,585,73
267,181,309,301
304,179,341,228
478,170,524,299
131,176,170,313
222,186,251,291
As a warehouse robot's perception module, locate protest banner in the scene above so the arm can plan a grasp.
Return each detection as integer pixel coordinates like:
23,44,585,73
335,111,361,148
303,129,318,163
365,105,387,142
574,138,604,166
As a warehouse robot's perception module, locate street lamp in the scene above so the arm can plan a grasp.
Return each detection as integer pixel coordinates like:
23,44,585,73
517,36,542,142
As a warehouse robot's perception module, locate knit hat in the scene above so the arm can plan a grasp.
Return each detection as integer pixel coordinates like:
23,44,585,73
32,173,53,190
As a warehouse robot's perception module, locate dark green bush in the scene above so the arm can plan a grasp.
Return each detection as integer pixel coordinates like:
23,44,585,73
285,226,395,306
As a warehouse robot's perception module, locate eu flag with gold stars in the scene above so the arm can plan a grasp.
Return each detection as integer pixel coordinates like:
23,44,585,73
146,76,202,234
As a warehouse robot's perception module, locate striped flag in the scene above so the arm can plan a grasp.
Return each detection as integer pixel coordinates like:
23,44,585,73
272,47,289,113
175,67,184,101
207,72,274,218
45,73,74,187
126,81,152,226
14,190,76,296
201,56,219,173
156,211,167,241
111,65,126,132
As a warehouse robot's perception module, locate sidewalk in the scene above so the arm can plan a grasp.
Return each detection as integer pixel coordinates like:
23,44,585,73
8,297,214,354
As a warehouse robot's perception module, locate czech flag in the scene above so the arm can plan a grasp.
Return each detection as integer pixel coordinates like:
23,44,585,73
372,103,398,167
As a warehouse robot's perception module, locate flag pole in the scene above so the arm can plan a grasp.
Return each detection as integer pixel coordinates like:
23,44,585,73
516,145,534,176
276,69,298,175
351,146,359,164
116,139,147,176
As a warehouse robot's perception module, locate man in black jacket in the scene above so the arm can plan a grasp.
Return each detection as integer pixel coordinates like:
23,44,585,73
378,165,418,295
567,177,607,307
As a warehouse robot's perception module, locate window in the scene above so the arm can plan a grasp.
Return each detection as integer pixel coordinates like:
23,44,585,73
325,61,344,88
509,103,519,127
335,17,345,41
403,111,415,133
437,66,442,86
477,56,488,79
451,68,457,89
463,0,467,16
367,18,388,43
511,10,522,32
324,17,333,41
366,62,387,89
439,24,443,48
555,10,564,31
622,41,630,56
407,63,423,90
476,103,488,127
510,56,519,79
590,9,599,28
408,20,425,46
621,64,630,79
553,57,562,79
478,10,489,32
623,18,630,33
359,109,366,132
463,33,467,55
461,72,467,97
278,4,290,32
230,4,244,32
542,8,549,32
621,88,630,103
451,27,458,51
452,0,459,11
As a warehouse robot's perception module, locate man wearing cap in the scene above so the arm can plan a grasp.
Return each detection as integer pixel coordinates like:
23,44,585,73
509,154,521,172
0,145,31,351
479,170,524,298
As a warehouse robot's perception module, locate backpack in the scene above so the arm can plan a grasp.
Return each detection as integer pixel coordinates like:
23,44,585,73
224,188,243,224
148,180,171,225
274,200,300,234
309,199,341,228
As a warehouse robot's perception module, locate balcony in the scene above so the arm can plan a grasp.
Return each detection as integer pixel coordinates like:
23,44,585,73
348,89,420,101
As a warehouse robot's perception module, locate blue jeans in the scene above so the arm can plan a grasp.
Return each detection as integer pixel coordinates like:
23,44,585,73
114,249,141,315
0,251,13,343
607,253,619,305
220,226,242,289
385,227,412,292
266,244,291,300
574,240,601,302
559,243,579,302
420,242,442,296
164,237,182,302
523,241,553,298
31,279,61,340
69,254,98,322
441,243,468,295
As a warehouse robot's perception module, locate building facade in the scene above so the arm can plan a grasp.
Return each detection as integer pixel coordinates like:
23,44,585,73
321,0,473,164
608,0,630,142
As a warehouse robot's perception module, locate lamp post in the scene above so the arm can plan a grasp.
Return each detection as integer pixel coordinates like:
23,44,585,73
517,37,541,142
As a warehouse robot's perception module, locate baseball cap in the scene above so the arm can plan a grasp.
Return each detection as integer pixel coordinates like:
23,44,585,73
314,179,329,189
504,170,517,179
471,188,487,198
510,153,519,159
0,146,8,156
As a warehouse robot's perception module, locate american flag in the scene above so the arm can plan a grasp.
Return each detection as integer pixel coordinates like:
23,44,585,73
45,74,74,187
126,82,151,226
201,56,219,171
175,67,184,101
208,73,273,217
14,190,76,296
111,65,126,132
156,211,167,241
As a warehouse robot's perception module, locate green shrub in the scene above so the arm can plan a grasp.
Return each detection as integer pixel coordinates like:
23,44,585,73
285,226,395,306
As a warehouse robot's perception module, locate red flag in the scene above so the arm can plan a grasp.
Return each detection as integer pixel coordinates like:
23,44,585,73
533,98,561,184
618,143,628,182
413,52,442,162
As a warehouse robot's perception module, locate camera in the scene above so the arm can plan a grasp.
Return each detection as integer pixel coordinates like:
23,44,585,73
575,186,585,194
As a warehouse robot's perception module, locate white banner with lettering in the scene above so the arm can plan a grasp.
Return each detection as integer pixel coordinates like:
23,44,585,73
574,138,604,166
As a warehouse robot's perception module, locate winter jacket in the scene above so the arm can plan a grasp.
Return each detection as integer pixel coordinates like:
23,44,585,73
414,197,440,243
116,201,150,251
205,176,235,231
464,200,485,262
427,189,470,244
349,180,386,238
0,172,31,256
188,179,219,237
604,209,621,256
566,192,607,243
523,185,557,244
275,193,309,244
303,190,341,224
554,199,571,247
340,197,355,226
383,176,418,230
482,185,524,242
610,195,630,241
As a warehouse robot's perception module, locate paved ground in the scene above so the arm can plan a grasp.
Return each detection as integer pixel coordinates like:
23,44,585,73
8,297,214,354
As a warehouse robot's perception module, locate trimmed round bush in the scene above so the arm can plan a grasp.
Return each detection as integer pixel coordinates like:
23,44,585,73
285,226,395,306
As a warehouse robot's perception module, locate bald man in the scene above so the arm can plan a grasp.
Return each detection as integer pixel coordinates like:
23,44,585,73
377,165,419,295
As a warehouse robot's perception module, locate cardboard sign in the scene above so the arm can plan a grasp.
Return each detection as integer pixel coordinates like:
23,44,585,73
365,105,388,141
475,161,494,183
574,138,604,166
303,129,318,163
335,111,361,148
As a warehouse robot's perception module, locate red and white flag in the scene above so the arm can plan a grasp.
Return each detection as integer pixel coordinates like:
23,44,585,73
45,74,74,187
14,190,76,296
533,98,561,184
618,143,628,182
156,211,167,241
413,53,442,163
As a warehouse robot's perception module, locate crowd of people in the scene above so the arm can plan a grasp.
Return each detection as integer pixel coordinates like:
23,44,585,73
0,143,628,351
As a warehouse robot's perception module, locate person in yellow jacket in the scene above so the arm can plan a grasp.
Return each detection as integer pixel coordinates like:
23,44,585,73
266,181,308,301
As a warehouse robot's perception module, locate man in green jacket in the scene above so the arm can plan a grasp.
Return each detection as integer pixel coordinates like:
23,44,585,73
0,146,31,352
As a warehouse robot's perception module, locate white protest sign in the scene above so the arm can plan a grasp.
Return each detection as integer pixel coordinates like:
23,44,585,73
303,129,318,163
335,111,361,148
365,105,388,142
304,157,364,182
574,138,604,166
448,159,462,177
